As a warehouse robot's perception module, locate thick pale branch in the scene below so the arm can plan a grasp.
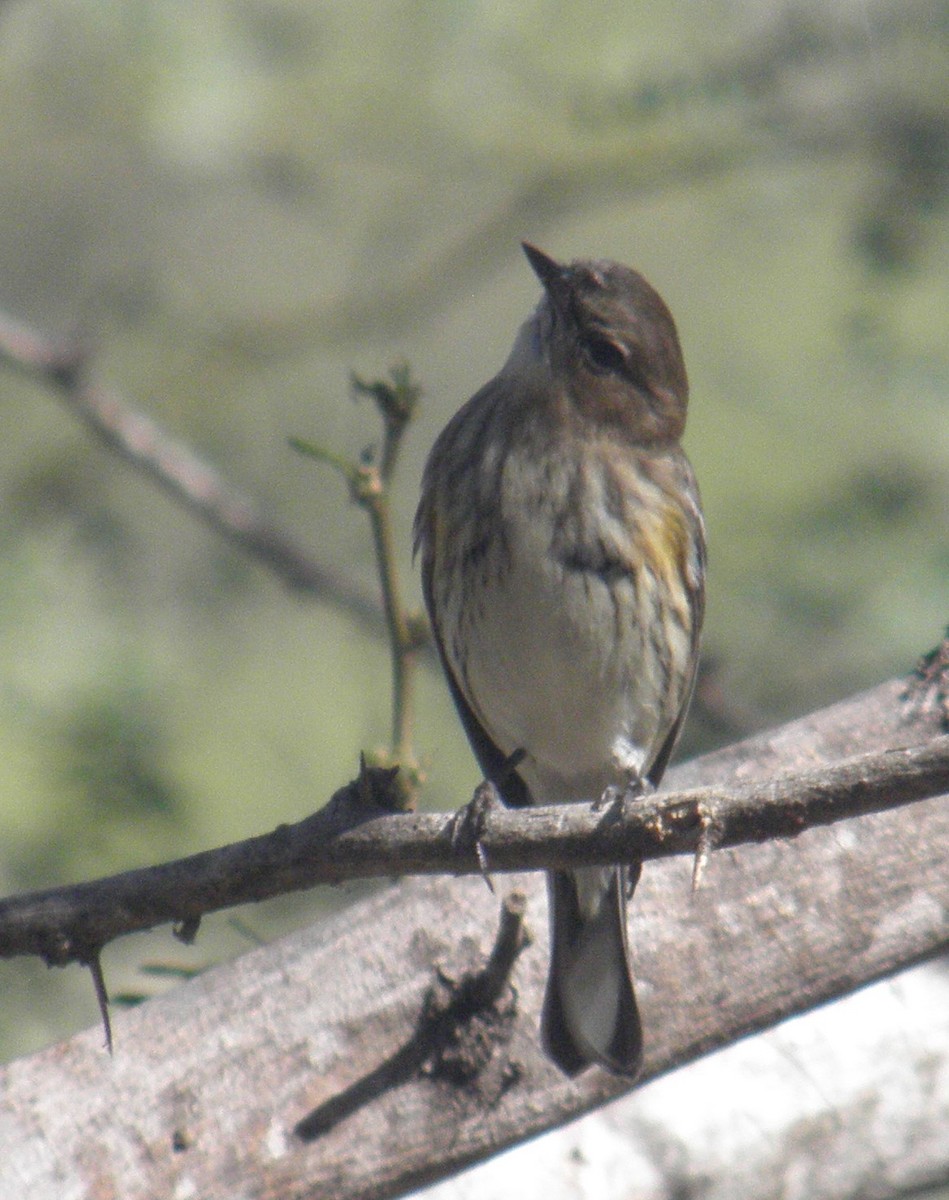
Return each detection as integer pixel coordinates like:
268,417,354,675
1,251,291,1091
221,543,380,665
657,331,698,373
0,672,946,1200
0,736,945,967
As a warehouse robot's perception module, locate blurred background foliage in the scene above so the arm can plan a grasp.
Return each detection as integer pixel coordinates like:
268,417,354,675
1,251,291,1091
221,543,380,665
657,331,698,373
0,0,946,1063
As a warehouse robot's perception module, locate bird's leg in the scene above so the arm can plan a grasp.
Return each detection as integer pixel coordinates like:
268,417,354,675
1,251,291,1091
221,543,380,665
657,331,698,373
448,749,525,886
593,769,654,814
592,775,653,901
449,778,502,854
593,783,623,813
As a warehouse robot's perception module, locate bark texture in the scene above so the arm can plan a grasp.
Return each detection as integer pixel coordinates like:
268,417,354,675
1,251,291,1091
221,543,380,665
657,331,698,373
0,671,945,1200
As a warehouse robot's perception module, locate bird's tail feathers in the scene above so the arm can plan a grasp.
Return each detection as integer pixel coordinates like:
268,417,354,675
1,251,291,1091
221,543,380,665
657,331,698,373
541,864,643,1077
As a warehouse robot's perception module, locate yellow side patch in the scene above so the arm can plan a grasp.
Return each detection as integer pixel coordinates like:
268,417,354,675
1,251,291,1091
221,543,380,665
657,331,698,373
640,503,689,586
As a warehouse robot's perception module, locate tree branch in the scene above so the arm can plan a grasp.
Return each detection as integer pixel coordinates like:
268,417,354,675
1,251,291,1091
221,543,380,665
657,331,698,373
0,733,945,968
0,670,946,1199
0,309,382,623
290,363,427,807
414,957,949,1200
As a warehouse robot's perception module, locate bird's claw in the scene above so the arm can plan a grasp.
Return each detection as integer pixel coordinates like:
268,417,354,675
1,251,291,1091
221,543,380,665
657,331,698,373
449,779,503,890
593,774,654,815
592,783,623,814
594,778,654,885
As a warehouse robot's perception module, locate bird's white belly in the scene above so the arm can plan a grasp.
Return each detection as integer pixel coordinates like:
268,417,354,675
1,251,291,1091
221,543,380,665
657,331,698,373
461,543,666,804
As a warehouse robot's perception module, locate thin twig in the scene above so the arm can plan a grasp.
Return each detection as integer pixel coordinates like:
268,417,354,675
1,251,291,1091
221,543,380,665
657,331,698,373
351,365,420,485
467,890,530,1010
0,736,945,968
349,368,422,772
293,366,424,802
0,311,381,621
362,475,416,763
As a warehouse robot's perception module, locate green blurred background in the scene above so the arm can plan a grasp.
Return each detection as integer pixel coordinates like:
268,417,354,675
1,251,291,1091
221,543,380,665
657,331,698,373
0,0,946,1064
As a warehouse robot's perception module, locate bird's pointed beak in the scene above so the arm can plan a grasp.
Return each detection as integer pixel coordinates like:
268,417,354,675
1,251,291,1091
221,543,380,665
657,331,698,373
522,242,570,306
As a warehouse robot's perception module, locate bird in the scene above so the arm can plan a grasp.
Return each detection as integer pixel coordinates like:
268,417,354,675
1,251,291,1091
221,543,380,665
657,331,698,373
414,242,705,1076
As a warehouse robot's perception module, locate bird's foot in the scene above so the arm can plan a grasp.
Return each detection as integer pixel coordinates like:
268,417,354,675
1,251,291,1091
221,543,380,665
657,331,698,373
449,779,504,889
592,783,623,814
594,777,654,890
593,773,654,814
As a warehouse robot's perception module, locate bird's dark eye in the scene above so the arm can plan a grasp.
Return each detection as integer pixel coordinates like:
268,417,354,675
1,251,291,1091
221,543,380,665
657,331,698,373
584,334,627,374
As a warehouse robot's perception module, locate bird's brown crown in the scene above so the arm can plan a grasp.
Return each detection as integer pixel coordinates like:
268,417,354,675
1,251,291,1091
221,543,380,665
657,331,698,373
522,242,689,444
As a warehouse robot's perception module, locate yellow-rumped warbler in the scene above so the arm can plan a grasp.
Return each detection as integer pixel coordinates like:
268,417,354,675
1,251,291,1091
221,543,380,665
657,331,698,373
414,243,705,1076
